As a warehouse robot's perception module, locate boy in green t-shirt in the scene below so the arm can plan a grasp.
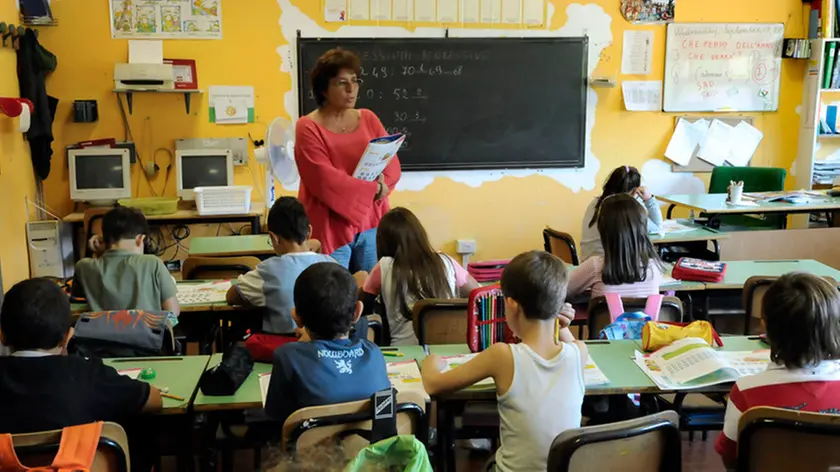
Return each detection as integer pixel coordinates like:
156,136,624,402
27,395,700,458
72,207,180,315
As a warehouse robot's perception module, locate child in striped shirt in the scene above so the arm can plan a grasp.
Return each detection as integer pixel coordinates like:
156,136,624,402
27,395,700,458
568,193,663,300
715,272,840,468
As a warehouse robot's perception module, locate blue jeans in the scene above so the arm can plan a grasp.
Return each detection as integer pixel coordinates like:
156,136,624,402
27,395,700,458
330,228,378,273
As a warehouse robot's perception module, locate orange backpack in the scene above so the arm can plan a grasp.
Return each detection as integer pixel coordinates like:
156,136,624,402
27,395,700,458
0,422,103,472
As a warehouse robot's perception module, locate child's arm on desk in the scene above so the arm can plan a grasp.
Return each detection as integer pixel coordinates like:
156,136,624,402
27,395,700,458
142,387,163,413
226,269,263,307
421,342,513,396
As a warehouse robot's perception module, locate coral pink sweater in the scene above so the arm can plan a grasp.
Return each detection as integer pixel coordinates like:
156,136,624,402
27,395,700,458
295,109,401,254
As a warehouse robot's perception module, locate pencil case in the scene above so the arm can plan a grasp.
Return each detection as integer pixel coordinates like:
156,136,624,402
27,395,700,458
467,259,510,282
467,284,516,352
641,320,722,352
671,257,727,283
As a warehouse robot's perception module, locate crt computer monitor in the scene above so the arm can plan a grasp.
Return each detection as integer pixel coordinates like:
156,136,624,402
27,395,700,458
176,149,234,201
68,148,132,204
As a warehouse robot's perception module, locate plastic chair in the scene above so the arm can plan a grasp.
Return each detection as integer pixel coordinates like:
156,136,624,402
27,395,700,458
9,422,130,472
543,227,580,265
708,166,787,229
182,256,260,280
412,298,468,345
738,406,840,472
547,410,681,472
587,296,683,339
281,390,427,460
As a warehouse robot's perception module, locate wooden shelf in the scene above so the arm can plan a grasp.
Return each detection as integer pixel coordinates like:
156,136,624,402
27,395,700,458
113,89,202,115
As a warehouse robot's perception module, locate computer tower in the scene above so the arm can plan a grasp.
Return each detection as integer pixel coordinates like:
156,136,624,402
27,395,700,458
26,220,74,279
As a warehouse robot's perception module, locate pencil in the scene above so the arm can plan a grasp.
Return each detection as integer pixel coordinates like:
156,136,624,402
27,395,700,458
383,352,405,357
161,392,185,401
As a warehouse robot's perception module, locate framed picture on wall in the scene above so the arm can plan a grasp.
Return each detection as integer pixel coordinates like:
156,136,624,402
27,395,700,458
163,59,198,90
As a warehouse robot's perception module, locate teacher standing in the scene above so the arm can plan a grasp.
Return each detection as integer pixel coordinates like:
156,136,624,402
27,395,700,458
295,48,402,273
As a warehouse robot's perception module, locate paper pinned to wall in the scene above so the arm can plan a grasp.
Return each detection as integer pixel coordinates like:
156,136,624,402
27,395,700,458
209,86,255,124
622,80,662,111
697,119,734,166
522,0,544,26
481,0,501,23
110,0,222,39
348,0,370,20
414,0,435,22
372,0,392,20
726,122,764,166
393,0,414,21
664,119,698,166
128,40,163,64
501,0,522,24
622,30,654,75
438,0,458,22
324,0,348,21
461,0,480,23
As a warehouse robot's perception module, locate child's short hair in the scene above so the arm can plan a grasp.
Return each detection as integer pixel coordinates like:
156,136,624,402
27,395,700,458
102,207,149,246
293,263,357,339
267,197,310,245
763,272,840,369
501,251,568,320
1,278,71,351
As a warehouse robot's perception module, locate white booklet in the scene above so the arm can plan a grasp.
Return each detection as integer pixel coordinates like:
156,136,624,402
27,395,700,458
352,134,405,181
444,352,610,388
633,338,770,390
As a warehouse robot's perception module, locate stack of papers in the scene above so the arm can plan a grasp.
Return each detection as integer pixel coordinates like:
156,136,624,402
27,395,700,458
814,160,840,186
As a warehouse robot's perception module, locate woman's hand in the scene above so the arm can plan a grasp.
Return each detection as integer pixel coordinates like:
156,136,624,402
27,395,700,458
374,174,389,201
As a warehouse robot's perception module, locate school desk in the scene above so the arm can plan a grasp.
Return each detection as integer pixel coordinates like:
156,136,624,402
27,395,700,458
63,202,265,262
188,235,274,258
705,259,840,290
658,193,840,226
649,220,729,258
103,355,211,414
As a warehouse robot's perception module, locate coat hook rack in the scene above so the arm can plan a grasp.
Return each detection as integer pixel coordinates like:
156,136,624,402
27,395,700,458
0,23,12,48
14,26,24,49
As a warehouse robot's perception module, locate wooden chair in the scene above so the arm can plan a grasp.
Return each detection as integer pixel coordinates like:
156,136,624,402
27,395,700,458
547,410,681,472
366,314,382,344
182,256,260,280
412,298,469,345
586,296,683,339
9,422,130,472
281,390,427,460
543,227,580,265
738,406,840,472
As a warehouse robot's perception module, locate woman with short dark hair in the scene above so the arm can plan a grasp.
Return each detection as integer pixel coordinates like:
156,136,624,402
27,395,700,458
295,48,401,273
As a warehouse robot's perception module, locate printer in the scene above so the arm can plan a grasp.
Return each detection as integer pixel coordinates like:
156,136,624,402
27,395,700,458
114,63,174,91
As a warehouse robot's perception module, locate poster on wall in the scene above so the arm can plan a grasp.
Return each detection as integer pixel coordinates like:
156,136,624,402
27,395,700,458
110,0,223,39
621,0,674,24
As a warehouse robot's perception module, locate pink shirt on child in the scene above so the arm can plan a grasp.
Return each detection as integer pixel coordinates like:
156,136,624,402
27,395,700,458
567,256,661,299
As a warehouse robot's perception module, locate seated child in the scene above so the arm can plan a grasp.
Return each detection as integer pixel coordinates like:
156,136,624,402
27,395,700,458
715,272,840,468
265,262,390,425
227,197,334,334
581,165,662,261
568,193,662,300
362,207,480,345
73,207,180,315
421,251,587,472
0,278,162,433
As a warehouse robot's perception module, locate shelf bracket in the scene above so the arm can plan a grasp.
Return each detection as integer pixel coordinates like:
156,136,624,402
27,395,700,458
183,92,192,114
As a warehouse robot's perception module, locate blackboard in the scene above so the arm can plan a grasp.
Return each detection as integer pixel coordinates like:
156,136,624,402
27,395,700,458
297,37,588,171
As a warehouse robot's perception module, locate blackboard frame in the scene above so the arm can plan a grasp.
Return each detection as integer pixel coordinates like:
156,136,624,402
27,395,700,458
296,36,589,171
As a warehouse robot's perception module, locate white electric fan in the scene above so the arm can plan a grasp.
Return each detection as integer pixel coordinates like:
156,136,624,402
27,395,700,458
256,117,298,208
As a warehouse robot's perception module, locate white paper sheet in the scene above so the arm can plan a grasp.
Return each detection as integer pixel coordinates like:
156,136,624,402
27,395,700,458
372,0,391,20
665,119,698,166
128,40,163,64
697,119,734,166
461,0,480,23
481,0,501,23
348,0,370,20
622,80,662,111
324,0,347,21
387,361,429,398
584,358,610,386
622,30,653,75
118,368,142,380
393,0,413,21
209,86,255,124
501,0,522,24
726,121,764,167
414,0,435,21
438,0,458,22
214,97,248,124
522,0,543,25
259,373,271,408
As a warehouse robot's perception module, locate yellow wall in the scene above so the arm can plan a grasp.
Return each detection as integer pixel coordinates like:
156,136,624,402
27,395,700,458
41,0,805,261
0,0,37,287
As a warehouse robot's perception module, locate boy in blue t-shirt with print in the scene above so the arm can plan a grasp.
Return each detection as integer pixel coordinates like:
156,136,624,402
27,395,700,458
226,197,334,334
264,262,390,424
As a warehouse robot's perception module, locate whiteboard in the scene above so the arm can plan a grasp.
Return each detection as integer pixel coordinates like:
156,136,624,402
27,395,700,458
663,23,784,112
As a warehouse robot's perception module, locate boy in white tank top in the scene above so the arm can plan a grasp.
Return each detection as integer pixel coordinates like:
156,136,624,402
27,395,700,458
421,251,588,472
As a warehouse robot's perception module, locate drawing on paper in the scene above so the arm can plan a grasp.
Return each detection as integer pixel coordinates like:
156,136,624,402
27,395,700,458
161,6,182,32
113,0,133,33
135,6,156,33
621,0,675,24
192,0,219,17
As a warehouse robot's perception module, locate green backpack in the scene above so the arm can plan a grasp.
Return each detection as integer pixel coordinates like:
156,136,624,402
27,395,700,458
344,435,432,472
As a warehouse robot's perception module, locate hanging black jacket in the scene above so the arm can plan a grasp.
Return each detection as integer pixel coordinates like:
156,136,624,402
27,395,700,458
17,28,57,180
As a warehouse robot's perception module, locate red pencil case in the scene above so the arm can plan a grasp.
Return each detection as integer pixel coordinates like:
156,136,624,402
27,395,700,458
467,259,510,282
671,257,727,283
467,284,517,352
245,333,297,362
